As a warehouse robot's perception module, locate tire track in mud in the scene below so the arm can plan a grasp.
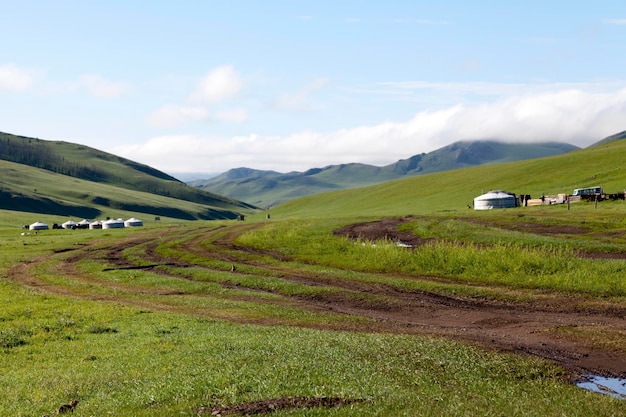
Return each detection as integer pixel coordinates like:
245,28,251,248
7,222,626,380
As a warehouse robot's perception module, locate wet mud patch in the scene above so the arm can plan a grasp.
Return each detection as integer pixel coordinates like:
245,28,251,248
334,216,431,248
198,396,366,415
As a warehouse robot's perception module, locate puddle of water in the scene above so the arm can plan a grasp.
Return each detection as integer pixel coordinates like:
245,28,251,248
577,375,626,399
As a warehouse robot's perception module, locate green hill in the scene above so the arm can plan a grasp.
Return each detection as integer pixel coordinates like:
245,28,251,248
192,140,579,207
0,132,257,220
268,136,626,219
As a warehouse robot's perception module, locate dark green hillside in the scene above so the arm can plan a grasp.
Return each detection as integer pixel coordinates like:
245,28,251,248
193,140,579,207
0,159,248,220
270,137,626,219
191,168,341,208
0,132,257,219
191,163,395,208
0,131,256,212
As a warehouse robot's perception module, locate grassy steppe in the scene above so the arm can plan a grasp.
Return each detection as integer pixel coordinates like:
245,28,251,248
2,209,626,415
2,139,626,416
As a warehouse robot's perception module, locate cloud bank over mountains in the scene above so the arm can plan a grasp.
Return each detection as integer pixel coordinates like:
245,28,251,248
115,81,626,174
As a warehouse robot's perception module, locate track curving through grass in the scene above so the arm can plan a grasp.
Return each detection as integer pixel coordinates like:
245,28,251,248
8,222,626,382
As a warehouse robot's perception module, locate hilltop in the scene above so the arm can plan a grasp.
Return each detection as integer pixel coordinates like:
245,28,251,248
0,131,256,220
190,140,579,207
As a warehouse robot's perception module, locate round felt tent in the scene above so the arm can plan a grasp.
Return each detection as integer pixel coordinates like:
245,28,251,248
29,221,49,231
473,190,517,210
62,220,78,229
124,217,143,227
102,219,125,229
89,220,103,229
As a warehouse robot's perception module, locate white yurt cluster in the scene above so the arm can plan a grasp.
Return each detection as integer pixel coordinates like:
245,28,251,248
473,190,517,210
26,218,143,231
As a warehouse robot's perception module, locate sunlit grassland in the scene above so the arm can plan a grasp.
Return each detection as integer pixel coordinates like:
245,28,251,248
0,222,624,416
2,187,626,414
238,205,626,298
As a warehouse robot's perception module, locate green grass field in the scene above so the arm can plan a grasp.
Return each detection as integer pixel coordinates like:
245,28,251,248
2,204,626,416
2,139,626,416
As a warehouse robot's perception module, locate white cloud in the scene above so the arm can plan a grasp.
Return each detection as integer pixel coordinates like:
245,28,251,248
0,63,35,91
115,86,626,174
189,65,243,103
145,104,210,128
145,66,248,129
431,88,626,146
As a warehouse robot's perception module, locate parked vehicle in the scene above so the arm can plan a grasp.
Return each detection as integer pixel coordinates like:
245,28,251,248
572,186,603,196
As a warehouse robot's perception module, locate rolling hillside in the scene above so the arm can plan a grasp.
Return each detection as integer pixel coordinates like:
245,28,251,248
267,135,626,219
0,132,257,220
191,140,579,207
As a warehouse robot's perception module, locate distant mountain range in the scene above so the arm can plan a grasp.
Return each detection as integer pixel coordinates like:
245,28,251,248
189,140,581,207
0,131,255,220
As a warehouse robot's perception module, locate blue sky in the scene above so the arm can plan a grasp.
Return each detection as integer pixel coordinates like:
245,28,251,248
2,1,626,176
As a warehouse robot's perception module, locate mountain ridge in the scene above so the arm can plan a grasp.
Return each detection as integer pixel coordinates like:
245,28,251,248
190,140,581,207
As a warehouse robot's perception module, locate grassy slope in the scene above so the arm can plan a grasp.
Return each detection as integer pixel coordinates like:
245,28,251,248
268,139,626,219
0,132,257,219
0,160,246,221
